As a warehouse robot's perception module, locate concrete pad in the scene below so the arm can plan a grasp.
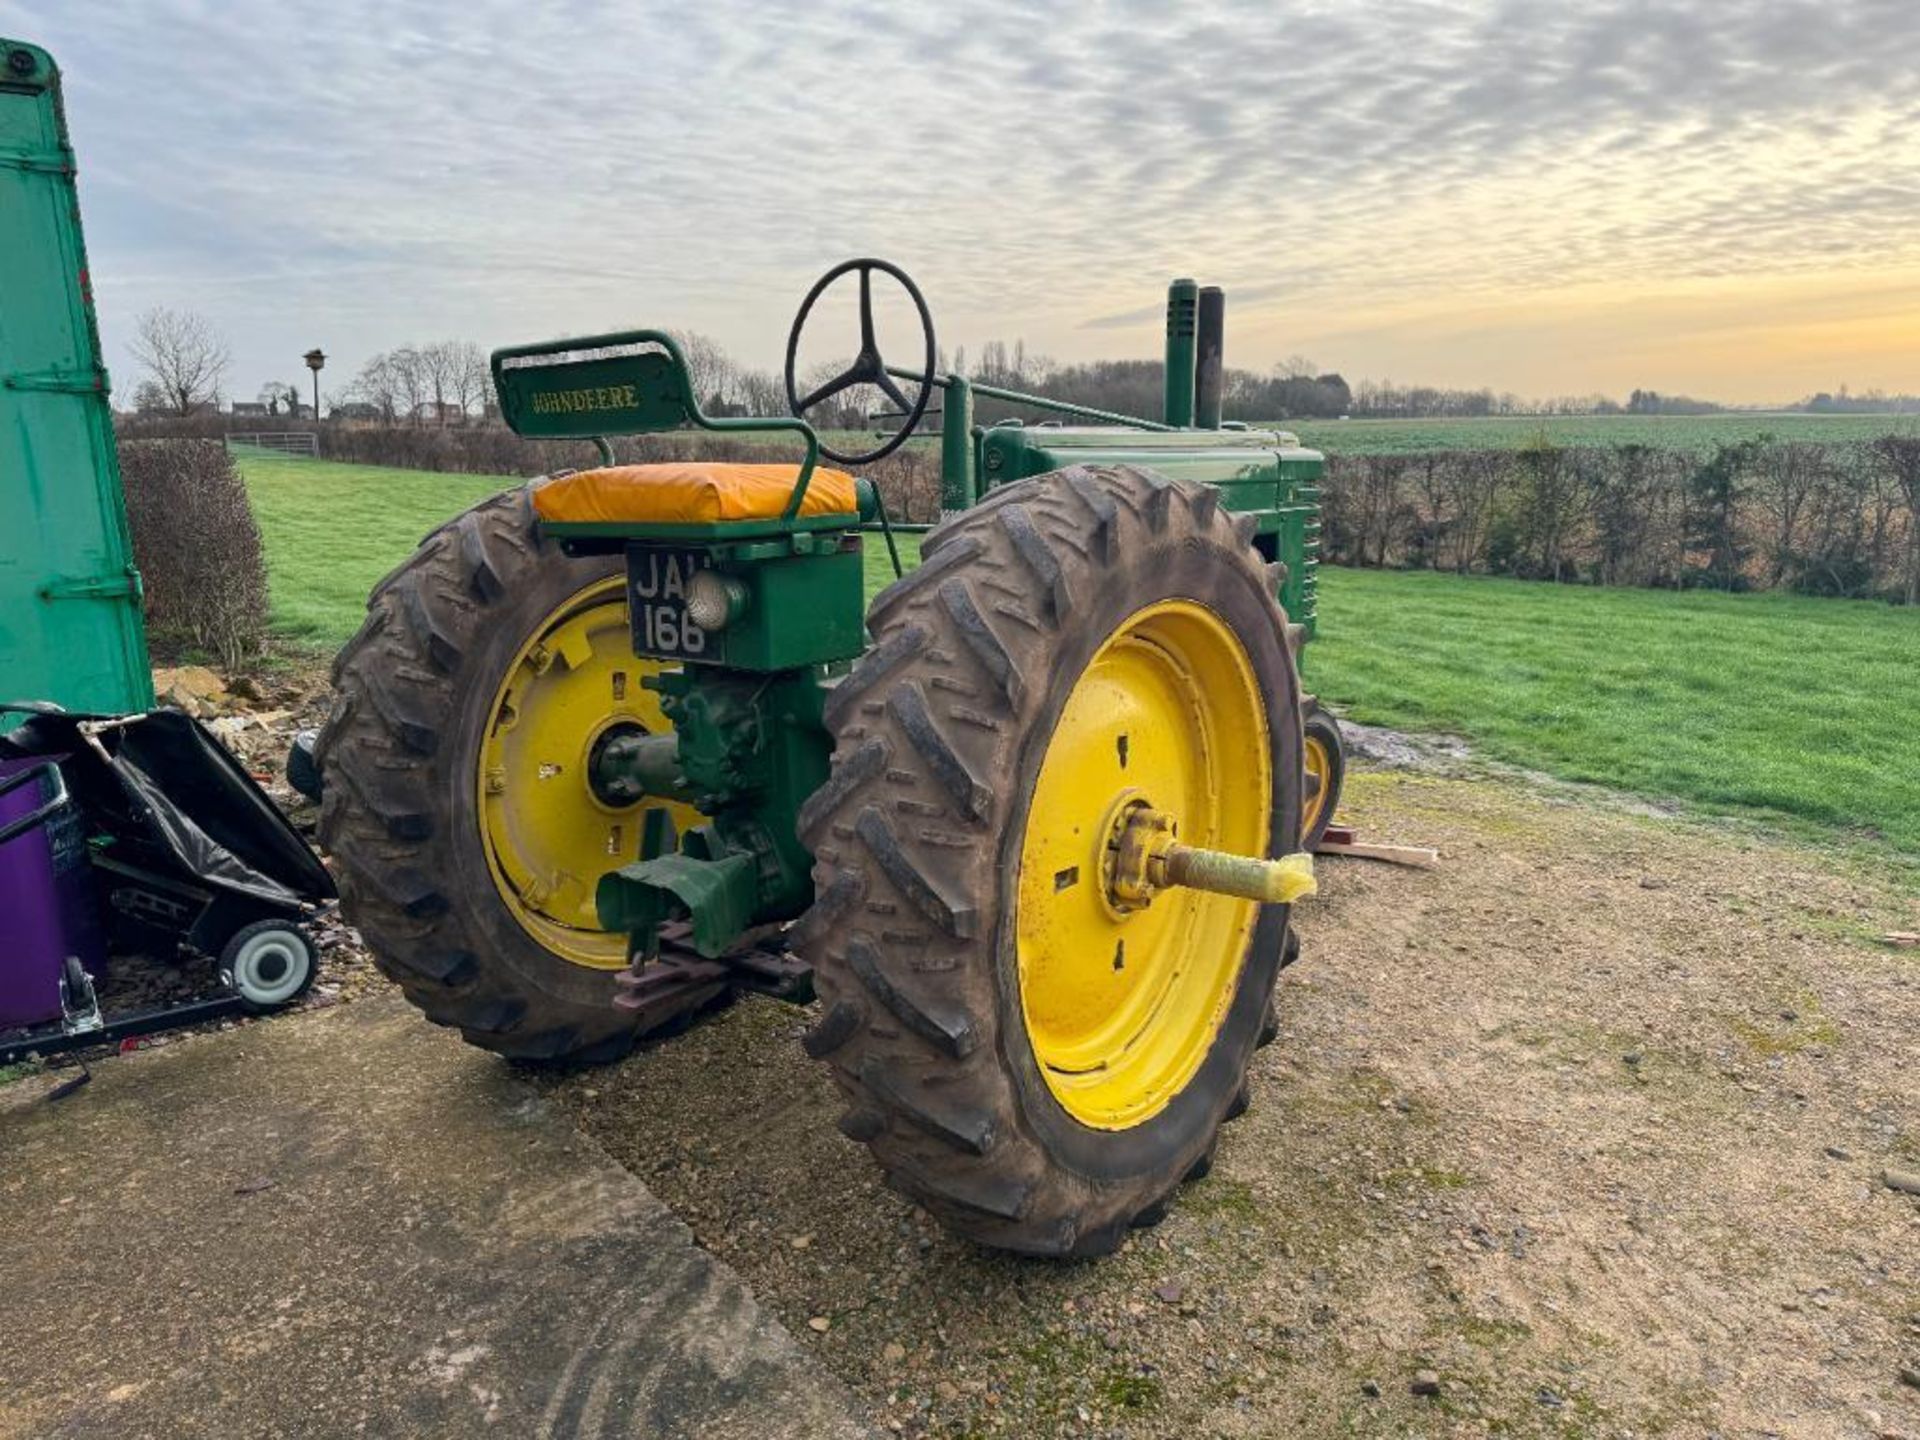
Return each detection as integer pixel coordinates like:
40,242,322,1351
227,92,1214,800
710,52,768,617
0,994,872,1439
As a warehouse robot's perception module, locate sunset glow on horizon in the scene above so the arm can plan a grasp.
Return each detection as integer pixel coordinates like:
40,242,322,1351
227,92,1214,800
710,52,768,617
9,0,1918,406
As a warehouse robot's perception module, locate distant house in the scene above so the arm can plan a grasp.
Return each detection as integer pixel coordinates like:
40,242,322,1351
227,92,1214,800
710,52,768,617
229,400,269,418
411,400,468,424
329,401,382,423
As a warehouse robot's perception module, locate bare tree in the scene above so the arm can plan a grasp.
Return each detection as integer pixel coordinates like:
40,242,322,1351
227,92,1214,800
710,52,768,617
1447,450,1505,575
349,353,402,422
389,347,429,423
414,342,457,424
445,340,490,420
130,379,171,415
417,340,489,424
665,330,739,413
735,367,787,419
130,307,230,415
1406,452,1453,569
1753,441,1828,587
1872,435,1920,604
258,381,298,416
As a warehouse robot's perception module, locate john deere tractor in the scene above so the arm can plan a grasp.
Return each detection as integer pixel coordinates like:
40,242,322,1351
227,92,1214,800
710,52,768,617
318,260,1347,1256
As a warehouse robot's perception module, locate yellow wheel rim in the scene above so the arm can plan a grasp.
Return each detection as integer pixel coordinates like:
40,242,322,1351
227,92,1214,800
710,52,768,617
1015,600,1271,1130
1302,730,1333,842
477,576,702,971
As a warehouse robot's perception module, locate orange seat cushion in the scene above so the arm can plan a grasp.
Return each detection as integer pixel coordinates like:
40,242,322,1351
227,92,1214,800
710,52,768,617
532,463,859,526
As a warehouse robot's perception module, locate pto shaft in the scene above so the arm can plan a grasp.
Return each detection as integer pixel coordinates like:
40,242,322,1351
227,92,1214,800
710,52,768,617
1107,803,1316,909
1156,844,1316,904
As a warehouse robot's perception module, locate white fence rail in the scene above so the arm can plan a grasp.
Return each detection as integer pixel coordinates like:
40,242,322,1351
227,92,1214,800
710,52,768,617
226,431,319,458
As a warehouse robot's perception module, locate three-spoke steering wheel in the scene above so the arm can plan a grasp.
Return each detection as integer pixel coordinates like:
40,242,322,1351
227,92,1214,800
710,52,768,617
784,258,937,467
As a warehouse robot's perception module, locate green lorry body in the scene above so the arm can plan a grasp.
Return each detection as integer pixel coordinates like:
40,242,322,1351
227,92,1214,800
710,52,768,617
0,39,152,716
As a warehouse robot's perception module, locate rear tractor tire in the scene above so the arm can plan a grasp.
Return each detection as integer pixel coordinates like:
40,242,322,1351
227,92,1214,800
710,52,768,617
317,486,710,1063
793,464,1307,1256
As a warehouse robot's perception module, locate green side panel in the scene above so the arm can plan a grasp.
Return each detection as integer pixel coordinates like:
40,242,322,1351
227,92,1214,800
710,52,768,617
978,425,1325,638
0,39,152,714
715,542,866,670
624,538,866,672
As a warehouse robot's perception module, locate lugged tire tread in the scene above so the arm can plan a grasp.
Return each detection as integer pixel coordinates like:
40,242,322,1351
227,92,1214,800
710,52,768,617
803,998,865,1059
888,681,992,823
937,579,1024,709
791,463,1303,1256
853,807,975,938
317,486,714,1062
846,933,979,1059
997,505,1072,622
822,623,930,731
860,1057,998,1156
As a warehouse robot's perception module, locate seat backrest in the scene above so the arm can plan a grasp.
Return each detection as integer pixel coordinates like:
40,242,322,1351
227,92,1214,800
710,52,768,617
491,330,699,439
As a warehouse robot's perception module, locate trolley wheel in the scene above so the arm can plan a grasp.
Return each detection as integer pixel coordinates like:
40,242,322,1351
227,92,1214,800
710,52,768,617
221,920,318,1013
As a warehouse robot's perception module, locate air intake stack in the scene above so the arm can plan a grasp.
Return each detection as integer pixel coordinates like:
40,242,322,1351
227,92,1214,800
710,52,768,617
1163,278,1198,427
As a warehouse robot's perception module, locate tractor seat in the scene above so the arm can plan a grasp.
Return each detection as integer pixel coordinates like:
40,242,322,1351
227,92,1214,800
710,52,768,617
532,463,859,527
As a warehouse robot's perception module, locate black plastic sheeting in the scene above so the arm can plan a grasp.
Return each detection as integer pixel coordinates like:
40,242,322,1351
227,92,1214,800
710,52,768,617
0,706,335,910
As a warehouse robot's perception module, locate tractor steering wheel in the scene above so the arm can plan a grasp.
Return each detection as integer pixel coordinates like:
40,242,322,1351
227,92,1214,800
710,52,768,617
785,258,937,467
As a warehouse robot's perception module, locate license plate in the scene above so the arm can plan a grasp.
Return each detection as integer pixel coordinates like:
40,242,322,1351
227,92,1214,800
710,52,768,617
627,546,722,662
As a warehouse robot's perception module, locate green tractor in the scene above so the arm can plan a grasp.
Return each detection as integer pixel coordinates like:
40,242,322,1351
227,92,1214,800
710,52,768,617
317,261,1347,1256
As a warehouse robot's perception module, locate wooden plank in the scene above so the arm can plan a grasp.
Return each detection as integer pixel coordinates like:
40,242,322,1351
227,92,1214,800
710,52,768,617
1315,838,1441,869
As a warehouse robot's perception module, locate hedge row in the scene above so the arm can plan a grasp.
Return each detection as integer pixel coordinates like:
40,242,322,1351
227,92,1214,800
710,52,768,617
1320,437,1920,601
117,439,269,668
118,418,1920,604
304,425,1920,600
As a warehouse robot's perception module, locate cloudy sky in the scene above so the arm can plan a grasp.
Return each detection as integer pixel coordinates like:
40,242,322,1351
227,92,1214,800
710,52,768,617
9,0,1920,406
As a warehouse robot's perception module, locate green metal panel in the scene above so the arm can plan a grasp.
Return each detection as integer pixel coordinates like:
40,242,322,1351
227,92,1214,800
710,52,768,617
0,39,152,715
940,375,976,516
978,424,1325,636
621,537,867,672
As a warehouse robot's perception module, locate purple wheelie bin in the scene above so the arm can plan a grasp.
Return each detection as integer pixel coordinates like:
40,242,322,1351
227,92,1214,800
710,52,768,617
0,755,104,1029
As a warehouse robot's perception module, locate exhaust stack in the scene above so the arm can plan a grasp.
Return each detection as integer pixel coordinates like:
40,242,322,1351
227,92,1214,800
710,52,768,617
1195,285,1225,430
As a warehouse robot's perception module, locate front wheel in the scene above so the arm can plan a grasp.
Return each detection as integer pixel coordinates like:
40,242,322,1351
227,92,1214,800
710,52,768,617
793,464,1306,1256
1301,699,1346,851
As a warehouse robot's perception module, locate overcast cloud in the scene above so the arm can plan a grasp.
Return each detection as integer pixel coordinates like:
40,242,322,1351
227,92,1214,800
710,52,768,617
7,0,1919,402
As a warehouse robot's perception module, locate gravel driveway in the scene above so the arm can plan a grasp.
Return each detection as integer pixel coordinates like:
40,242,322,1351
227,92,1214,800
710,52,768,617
537,767,1920,1440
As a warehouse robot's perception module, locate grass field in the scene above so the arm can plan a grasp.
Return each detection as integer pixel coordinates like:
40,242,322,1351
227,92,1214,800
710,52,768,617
242,457,514,646
240,454,919,647
238,453,1920,854
1307,569,1920,854
851,410,1918,455
1277,411,1920,455
529,409,1919,460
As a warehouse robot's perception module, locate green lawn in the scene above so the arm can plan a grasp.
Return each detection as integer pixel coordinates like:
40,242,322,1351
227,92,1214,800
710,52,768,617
242,453,924,647
243,456,515,646
1307,567,1920,852
238,454,1920,853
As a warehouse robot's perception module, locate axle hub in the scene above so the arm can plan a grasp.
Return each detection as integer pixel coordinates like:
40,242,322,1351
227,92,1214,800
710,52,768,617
587,724,689,808
1106,802,1316,911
